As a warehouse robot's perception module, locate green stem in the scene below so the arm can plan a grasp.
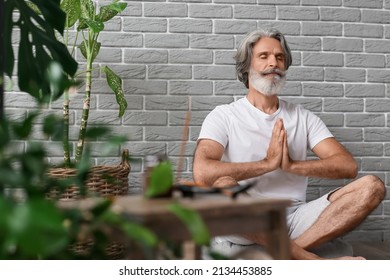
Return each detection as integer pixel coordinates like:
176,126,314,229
63,89,71,167
75,39,93,163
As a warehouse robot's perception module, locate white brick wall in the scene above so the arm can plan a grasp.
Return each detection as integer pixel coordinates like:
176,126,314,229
5,0,390,241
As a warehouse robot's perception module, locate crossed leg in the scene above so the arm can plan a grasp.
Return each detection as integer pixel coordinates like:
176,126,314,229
294,175,386,253
212,175,386,260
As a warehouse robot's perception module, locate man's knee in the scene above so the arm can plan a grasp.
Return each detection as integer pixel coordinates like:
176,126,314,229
360,175,386,202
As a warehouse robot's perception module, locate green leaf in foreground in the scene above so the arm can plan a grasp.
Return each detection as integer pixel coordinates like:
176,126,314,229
168,202,210,246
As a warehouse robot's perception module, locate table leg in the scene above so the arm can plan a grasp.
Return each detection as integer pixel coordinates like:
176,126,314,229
266,210,291,260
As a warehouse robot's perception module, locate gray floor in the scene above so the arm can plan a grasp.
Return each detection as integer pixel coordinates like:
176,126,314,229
350,241,390,260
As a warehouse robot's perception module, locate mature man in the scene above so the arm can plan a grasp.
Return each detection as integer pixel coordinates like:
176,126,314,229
193,28,386,260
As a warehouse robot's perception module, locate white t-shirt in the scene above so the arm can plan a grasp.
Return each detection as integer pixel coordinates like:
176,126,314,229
198,97,333,202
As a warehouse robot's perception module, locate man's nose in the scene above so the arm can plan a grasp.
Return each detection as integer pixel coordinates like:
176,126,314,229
268,55,277,67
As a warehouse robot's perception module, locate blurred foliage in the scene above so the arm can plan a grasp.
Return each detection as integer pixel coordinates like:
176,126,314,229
1,0,210,260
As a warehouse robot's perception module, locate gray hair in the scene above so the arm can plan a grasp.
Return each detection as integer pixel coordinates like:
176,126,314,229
235,28,292,89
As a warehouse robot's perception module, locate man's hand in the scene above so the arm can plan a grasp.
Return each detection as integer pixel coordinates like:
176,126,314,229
281,128,293,172
264,118,285,171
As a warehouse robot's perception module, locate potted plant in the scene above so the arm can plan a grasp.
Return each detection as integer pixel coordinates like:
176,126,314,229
44,0,130,199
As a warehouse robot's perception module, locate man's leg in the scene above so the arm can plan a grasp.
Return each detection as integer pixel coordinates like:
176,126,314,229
294,175,386,251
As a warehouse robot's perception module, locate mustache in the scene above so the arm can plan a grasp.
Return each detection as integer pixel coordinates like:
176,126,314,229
259,68,286,78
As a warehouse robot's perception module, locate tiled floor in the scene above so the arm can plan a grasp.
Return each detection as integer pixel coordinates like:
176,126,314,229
350,241,390,260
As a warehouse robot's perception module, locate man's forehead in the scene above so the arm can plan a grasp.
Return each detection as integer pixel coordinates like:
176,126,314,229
253,37,283,53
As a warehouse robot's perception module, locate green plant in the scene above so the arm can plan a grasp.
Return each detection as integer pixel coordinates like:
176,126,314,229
59,0,128,166
1,0,211,260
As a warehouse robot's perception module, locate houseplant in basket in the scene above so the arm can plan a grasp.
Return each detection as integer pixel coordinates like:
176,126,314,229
46,0,130,200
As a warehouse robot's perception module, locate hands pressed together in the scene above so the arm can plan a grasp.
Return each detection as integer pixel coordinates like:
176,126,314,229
265,118,293,173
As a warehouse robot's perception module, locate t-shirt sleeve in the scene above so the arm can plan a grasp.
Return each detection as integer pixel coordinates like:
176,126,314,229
197,106,230,148
306,110,334,150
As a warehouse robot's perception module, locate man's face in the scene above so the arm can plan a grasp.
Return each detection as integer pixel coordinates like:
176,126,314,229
248,37,287,96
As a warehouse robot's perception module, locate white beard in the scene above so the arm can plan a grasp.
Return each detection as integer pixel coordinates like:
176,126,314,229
249,68,287,96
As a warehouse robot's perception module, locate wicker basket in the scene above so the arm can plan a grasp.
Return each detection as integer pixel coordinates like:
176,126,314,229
48,149,130,259
47,149,130,200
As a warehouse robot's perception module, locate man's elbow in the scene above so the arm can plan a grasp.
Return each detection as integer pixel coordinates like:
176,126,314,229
346,159,358,178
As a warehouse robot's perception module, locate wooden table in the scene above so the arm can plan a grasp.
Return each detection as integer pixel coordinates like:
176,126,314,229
59,194,291,259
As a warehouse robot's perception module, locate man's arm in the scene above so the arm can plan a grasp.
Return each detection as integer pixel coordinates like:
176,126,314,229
281,136,358,179
193,119,286,186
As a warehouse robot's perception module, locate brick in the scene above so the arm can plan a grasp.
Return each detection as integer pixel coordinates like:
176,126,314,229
301,0,341,6
365,128,390,142
362,10,390,24
120,2,142,16
345,84,385,98
287,37,322,51
169,111,209,126
169,19,212,33
367,70,390,83
123,111,167,125
258,0,299,3
124,80,167,95
283,97,323,112
125,142,166,156
215,20,257,34
169,50,212,64
168,142,197,156
325,68,365,82
303,52,343,67
288,67,324,81
315,113,344,127
194,65,236,80
190,34,234,49
324,99,363,112
99,95,143,111
278,7,319,21
329,128,363,142
145,34,189,48
279,82,302,96
344,0,383,8
100,32,144,47
189,4,232,18
320,8,360,22
145,96,189,110
144,3,187,17
145,126,184,141
303,83,343,97
215,50,236,65
148,65,192,79
344,143,384,156
346,114,386,127
366,40,390,54
124,49,168,64
323,38,363,52
345,54,385,68
344,23,383,38
169,81,213,95
123,18,167,32
214,81,247,95
213,0,255,3
234,5,276,19
302,22,342,36
257,21,301,35
366,99,390,112
190,96,234,110
362,158,390,172
105,64,146,79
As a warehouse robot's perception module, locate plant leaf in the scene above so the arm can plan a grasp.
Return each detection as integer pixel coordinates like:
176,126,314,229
8,199,69,257
103,66,127,117
84,19,104,34
61,0,81,28
79,41,101,62
168,202,210,246
80,0,94,20
144,161,173,198
97,2,127,22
